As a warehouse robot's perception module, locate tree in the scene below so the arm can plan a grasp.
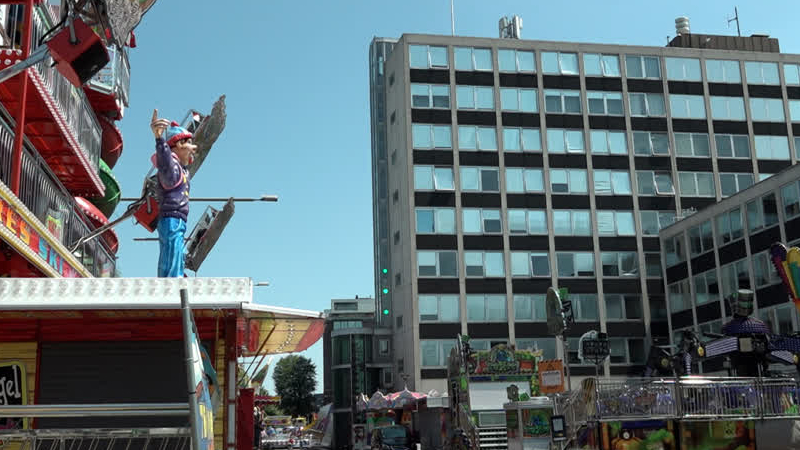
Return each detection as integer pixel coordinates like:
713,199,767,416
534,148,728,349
273,355,316,418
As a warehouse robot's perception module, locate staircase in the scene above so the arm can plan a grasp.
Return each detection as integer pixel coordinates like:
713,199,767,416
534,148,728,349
477,427,507,450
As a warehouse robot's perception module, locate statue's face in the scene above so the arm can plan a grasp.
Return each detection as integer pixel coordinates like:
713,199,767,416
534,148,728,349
172,138,197,165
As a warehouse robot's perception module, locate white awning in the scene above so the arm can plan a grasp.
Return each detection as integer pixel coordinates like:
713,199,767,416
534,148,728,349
468,382,530,411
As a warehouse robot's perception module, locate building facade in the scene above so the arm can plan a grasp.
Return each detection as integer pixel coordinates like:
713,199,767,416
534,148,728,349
370,31,800,393
323,297,392,449
659,162,800,373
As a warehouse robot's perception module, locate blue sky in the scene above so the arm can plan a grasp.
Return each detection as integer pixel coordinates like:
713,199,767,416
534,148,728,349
111,0,800,394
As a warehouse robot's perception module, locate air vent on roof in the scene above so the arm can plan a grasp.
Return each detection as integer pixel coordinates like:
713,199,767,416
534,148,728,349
675,16,690,35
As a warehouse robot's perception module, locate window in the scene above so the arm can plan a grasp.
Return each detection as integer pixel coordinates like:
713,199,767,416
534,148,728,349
572,294,599,321
688,220,714,256
463,209,502,234
379,339,390,356
782,181,800,219
393,231,400,245
710,96,746,121
458,126,497,151
557,252,595,277
411,84,450,108
609,338,647,364
333,321,363,330
629,92,666,116
720,259,750,298
419,295,460,322
670,94,706,119
464,252,505,277
415,208,456,234
785,64,800,85
513,294,546,321
753,252,781,288
719,173,754,197
455,47,492,71
760,173,774,181
626,55,661,78
645,253,663,278
461,167,500,192
789,100,800,122
542,51,578,75
593,170,631,195
590,130,627,155
510,252,551,277
650,296,668,321
716,207,744,245
545,89,582,114
746,193,779,233
547,129,585,154
706,60,741,83
715,134,750,158
587,91,623,115
750,98,785,122
469,339,509,351
505,168,544,193
745,61,780,85
755,135,790,160
412,124,452,149
550,169,588,193
502,128,541,152
409,45,448,69
666,57,701,81
414,166,454,191
456,85,494,110
633,131,669,155
668,279,691,312
583,53,621,77
498,49,535,72
391,150,397,165
552,210,591,236
500,88,538,112
596,211,636,236
600,252,639,277
664,234,686,266
417,250,458,277
605,294,643,320
420,340,456,367
466,294,507,321
508,210,547,235
516,338,556,360
675,133,710,157
636,171,674,195
678,172,715,197
640,210,676,235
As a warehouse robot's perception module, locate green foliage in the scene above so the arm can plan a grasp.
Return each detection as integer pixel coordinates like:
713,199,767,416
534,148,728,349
261,403,284,416
273,355,317,418
515,351,536,361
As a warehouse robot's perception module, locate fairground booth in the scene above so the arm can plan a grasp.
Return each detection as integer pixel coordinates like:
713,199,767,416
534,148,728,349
0,277,324,450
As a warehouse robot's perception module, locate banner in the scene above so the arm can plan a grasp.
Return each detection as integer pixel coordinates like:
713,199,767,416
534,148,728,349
0,361,27,430
181,289,214,450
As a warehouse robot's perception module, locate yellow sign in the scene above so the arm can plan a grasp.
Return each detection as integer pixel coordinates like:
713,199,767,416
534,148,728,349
538,359,565,394
0,361,28,430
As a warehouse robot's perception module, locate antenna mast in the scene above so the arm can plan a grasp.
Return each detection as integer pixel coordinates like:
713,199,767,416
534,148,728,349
728,6,741,37
450,0,455,36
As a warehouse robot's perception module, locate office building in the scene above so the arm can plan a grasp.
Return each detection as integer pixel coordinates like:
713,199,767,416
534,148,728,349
323,297,392,448
368,22,800,393
659,162,800,373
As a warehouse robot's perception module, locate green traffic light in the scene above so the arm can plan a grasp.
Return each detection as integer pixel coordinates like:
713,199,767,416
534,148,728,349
382,268,388,274
382,309,389,315
382,288,389,294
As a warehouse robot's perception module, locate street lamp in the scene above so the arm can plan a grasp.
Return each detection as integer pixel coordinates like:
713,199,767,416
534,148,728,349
255,282,270,287
120,195,279,203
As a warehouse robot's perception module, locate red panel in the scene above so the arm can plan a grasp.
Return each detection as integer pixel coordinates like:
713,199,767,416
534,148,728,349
0,249,45,278
84,87,122,120
237,388,255,450
99,115,123,168
294,319,325,352
0,64,104,196
247,320,259,353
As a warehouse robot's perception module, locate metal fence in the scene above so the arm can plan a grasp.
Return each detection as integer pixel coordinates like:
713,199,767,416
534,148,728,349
0,108,115,277
0,428,191,450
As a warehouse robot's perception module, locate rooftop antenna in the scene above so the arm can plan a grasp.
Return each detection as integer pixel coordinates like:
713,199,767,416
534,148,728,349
450,0,455,36
728,6,741,37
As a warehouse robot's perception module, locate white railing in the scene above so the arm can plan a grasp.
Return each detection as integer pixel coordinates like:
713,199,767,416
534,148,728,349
88,44,131,107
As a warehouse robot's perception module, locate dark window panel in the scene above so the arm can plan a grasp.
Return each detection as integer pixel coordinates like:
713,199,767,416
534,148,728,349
416,235,457,250
412,109,451,124
413,150,454,165
457,111,496,126
455,71,494,86
415,192,456,207
499,73,537,88
410,69,449,84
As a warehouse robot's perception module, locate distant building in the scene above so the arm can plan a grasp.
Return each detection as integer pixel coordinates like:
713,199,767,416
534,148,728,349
659,163,800,373
322,297,392,449
369,23,800,393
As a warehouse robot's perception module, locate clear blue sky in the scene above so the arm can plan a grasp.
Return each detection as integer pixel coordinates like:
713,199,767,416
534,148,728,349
111,0,799,394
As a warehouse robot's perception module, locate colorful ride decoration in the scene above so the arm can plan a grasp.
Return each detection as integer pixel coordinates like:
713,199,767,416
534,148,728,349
771,242,800,311
74,196,119,254
99,115,124,168
89,159,122,219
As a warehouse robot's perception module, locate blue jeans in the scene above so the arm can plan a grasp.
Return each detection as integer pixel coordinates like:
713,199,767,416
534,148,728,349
157,216,186,277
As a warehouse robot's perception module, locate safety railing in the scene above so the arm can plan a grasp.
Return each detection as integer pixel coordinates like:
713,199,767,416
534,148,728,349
585,376,800,422
87,44,131,107
1,3,103,172
0,106,115,277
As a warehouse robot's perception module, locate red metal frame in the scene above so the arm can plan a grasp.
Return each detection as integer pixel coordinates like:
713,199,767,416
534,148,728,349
9,0,33,195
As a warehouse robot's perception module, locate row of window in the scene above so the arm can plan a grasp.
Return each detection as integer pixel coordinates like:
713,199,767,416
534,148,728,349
414,165,760,197
668,252,781,312
672,304,798,349
416,250,660,279
409,45,799,86
419,292,648,323
411,124,800,160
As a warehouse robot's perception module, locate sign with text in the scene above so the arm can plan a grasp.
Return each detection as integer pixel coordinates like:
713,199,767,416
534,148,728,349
181,290,214,450
0,361,27,430
0,197,81,277
538,360,565,394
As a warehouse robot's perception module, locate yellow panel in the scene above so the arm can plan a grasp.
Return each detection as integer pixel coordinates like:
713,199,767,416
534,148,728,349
214,338,226,450
0,342,38,426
